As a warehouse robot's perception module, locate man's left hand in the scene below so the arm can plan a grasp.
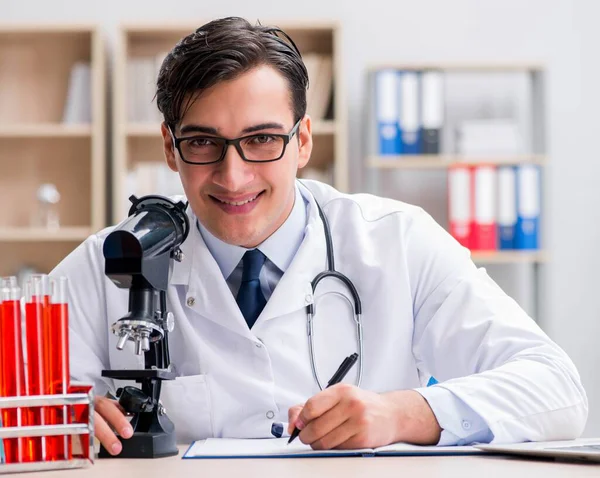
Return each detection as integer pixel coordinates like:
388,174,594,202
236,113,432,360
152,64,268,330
287,384,442,450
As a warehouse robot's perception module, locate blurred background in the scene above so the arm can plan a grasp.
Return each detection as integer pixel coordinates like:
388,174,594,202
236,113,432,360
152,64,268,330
1,0,599,436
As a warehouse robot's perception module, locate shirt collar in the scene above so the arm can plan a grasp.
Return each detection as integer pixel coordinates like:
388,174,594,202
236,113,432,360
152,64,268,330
197,184,307,280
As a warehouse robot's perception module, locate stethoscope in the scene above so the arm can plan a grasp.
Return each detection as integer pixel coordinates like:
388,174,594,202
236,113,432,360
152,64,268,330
308,198,363,390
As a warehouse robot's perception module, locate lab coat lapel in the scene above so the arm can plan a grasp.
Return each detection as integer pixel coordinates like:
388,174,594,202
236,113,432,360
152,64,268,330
170,206,252,338
169,188,329,333
256,191,328,324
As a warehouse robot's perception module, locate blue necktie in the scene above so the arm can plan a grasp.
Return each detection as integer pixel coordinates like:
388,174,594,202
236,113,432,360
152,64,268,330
236,249,267,328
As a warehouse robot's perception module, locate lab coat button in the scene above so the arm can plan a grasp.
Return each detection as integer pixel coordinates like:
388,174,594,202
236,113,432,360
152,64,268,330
305,294,312,304
462,420,471,430
255,342,262,348
187,297,196,307
266,410,275,419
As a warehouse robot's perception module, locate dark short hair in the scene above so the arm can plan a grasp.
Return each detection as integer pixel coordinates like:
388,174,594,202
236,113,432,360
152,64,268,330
156,17,309,129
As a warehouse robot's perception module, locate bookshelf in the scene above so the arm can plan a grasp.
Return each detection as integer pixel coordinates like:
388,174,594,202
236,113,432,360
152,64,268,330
366,63,546,318
112,21,347,223
0,25,105,278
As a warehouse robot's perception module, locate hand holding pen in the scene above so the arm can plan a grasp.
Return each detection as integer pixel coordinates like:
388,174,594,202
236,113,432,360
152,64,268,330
288,353,359,444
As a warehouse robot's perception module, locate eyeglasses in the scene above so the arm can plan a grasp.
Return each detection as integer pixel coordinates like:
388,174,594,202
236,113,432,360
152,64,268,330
169,119,301,165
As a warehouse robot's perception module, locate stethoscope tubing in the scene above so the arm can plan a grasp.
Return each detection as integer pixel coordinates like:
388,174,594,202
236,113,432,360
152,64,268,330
307,199,364,390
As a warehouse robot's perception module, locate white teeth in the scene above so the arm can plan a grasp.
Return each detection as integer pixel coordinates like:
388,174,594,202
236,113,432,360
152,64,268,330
218,194,259,206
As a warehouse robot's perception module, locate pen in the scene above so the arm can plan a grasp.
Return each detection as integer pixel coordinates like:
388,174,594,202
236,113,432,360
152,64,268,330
288,353,359,444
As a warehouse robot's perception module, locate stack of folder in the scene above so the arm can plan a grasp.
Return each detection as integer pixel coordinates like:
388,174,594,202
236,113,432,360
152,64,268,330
374,68,444,155
448,164,540,251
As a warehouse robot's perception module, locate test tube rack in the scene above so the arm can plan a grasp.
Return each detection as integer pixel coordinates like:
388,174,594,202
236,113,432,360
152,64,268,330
0,390,94,474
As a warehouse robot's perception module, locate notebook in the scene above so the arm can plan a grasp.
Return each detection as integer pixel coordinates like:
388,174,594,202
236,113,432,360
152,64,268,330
183,438,482,459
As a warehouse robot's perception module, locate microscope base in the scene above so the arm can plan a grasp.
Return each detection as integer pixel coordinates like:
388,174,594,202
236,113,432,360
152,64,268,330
99,431,179,459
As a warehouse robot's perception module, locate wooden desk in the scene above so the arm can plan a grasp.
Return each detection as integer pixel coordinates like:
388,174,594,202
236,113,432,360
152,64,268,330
11,446,600,477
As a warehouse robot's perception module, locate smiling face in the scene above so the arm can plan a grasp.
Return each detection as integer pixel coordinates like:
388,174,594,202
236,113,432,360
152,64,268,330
161,65,313,248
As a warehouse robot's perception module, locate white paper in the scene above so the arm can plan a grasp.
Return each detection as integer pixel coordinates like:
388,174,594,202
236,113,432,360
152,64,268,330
184,438,367,457
183,437,481,458
375,442,481,454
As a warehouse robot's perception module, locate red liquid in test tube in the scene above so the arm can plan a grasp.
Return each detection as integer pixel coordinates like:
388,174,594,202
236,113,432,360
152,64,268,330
0,277,26,463
48,276,71,461
24,274,49,462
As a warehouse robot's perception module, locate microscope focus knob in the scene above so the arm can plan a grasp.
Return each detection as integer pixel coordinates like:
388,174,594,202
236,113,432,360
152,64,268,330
118,386,155,414
166,312,175,333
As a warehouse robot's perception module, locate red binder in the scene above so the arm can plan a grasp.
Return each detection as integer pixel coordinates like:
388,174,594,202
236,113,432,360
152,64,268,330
448,165,472,249
471,165,497,251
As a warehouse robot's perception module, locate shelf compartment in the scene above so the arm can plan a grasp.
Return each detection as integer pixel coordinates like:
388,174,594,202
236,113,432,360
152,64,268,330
0,241,82,277
0,137,92,228
0,30,93,124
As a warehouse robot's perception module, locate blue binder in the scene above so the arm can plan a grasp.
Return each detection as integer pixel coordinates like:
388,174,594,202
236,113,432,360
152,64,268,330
375,69,400,155
497,166,517,249
398,71,421,154
515,165,540,250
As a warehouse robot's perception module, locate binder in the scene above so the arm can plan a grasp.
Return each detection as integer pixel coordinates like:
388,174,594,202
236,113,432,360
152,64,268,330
515,165,540,250
183,437,481,459
448,165,472,249
375,69,400,155
62,62,91,124
497,166,517,249
421,70,444,154
472,165,497,251
398,71,421,154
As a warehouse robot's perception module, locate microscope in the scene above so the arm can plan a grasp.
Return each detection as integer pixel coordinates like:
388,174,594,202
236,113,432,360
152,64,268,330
99,194,189,459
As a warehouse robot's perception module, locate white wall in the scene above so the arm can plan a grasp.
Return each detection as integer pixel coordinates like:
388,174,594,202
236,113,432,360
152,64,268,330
4,0,600,436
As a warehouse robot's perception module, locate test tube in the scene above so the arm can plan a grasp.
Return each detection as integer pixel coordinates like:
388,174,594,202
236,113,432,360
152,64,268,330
23,274,48,462
67,382,92,459
0,415,4,464
48,276,70,460
0,282,4,465
0,277,26,463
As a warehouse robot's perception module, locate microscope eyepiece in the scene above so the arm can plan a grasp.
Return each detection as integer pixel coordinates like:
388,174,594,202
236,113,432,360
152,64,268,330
103,195,189,290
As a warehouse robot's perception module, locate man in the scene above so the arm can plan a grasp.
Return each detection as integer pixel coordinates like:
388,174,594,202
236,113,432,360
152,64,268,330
51,16,587,456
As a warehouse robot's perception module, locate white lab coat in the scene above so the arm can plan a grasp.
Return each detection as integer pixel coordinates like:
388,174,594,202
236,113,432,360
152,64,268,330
51,180,588,445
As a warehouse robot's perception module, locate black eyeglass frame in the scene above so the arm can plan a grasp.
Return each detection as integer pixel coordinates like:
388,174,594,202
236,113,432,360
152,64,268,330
169,119,302,165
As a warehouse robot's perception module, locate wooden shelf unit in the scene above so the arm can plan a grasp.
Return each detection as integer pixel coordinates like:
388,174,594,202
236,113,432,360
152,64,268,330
0,25,105,277
112,21,347,222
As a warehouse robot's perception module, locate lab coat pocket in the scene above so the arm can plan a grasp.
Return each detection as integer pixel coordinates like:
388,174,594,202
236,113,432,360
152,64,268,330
160,374,214,444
